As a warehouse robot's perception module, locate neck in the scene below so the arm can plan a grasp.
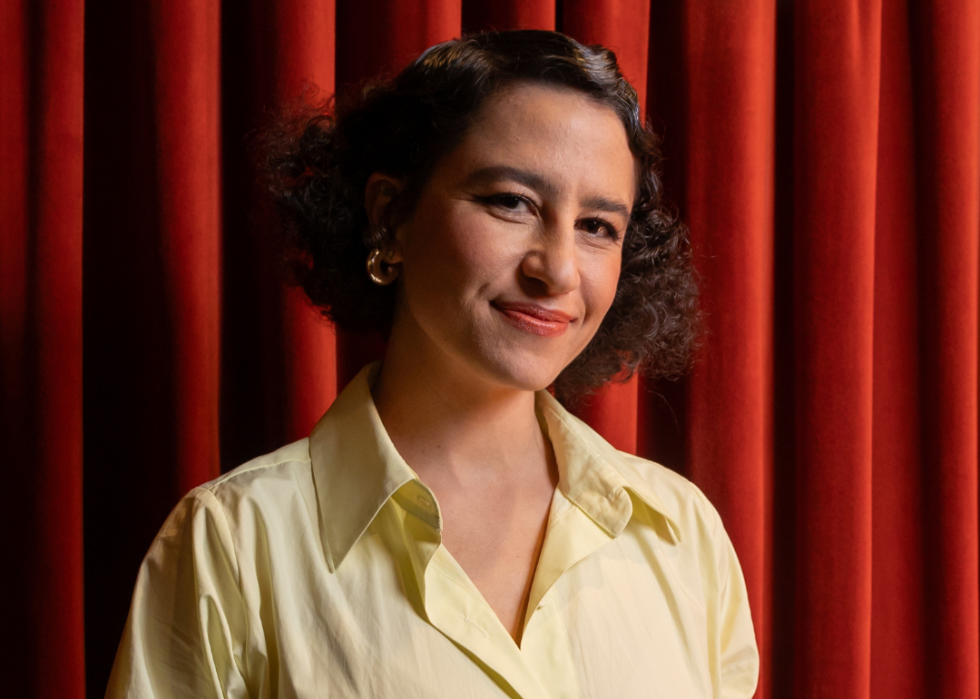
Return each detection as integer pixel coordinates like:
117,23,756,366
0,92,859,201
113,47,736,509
372,327,551,487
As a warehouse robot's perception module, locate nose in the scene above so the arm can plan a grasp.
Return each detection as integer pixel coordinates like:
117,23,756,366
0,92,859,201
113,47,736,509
520,221,580,295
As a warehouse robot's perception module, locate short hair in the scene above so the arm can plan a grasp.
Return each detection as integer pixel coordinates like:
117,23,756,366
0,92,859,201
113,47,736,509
260,30,698,403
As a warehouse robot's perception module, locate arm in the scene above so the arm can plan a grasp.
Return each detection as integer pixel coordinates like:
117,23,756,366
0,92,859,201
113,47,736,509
707,503,760,699
105,488,251,699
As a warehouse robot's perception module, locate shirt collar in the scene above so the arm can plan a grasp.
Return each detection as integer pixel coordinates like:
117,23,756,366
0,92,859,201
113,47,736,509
309,364,681,571
309,363,437,572
536,390,682,543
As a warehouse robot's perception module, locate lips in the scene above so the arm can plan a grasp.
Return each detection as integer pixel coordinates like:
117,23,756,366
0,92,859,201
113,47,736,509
491,301,576,337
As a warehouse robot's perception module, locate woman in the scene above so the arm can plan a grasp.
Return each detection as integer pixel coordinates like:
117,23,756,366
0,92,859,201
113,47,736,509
107,30,758,698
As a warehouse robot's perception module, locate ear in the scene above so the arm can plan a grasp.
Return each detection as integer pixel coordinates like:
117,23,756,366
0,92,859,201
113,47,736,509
364,173,406,263
364,173,405,227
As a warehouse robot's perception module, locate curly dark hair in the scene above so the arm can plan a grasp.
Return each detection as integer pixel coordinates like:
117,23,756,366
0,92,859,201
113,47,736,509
260,30,698,403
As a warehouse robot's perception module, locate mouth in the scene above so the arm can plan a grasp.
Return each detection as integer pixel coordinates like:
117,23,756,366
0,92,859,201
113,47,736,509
491,301,576,338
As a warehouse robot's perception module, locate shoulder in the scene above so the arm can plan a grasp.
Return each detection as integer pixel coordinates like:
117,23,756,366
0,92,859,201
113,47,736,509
196,438,313,503
162,438,319,544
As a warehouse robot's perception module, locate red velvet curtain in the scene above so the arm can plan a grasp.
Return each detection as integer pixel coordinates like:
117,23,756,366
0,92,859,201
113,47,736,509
3,1,978,697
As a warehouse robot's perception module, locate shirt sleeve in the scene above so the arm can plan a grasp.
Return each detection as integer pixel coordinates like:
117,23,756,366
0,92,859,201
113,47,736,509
708,504,760,699
105,487,251,699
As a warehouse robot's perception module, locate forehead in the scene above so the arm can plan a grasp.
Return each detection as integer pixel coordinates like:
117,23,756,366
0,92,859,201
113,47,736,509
437,83,636,201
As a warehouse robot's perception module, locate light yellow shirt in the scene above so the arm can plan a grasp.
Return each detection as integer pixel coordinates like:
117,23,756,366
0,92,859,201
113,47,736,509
107,364,759,698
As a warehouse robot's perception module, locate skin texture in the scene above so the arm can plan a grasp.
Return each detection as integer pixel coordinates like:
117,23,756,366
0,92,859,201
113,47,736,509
369,84,635,643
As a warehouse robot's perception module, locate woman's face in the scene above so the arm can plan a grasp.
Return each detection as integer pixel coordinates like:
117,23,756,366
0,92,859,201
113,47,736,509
380,83,635,393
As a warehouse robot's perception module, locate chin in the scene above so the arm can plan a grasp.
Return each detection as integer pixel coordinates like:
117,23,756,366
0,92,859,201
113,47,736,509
470,347,567,394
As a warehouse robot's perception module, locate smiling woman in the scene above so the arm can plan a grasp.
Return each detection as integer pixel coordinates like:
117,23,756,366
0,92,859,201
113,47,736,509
262,30,698,404
105,30,758,699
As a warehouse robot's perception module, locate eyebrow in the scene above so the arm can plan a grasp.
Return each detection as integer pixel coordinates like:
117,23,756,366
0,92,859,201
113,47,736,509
581,194,631,219
463,165,631,219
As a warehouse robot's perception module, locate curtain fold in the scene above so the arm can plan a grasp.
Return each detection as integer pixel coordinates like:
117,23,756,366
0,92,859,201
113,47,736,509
870,0,925,694
150,0,223,495
3,2,979,698
912,2,980,695
791,2,880,695
1,1,85,697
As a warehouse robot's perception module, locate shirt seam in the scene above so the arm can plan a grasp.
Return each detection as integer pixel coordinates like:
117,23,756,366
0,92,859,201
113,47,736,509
204,455,314,499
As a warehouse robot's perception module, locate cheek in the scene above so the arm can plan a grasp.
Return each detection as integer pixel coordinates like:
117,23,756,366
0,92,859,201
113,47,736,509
403,205,515,306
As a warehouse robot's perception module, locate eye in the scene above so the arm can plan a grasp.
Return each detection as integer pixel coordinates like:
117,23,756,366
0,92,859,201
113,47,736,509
579,217,621,240
478,192,534,213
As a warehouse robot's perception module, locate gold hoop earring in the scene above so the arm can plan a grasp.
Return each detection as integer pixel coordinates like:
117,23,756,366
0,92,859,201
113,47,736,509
366,247,399,285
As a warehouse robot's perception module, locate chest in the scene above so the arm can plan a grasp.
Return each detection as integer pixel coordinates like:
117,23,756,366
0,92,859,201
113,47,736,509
434,478,556,639
237,520,712,699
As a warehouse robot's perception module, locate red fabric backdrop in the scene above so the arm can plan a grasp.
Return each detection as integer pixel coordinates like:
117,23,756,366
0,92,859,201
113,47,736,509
2,1,978,697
